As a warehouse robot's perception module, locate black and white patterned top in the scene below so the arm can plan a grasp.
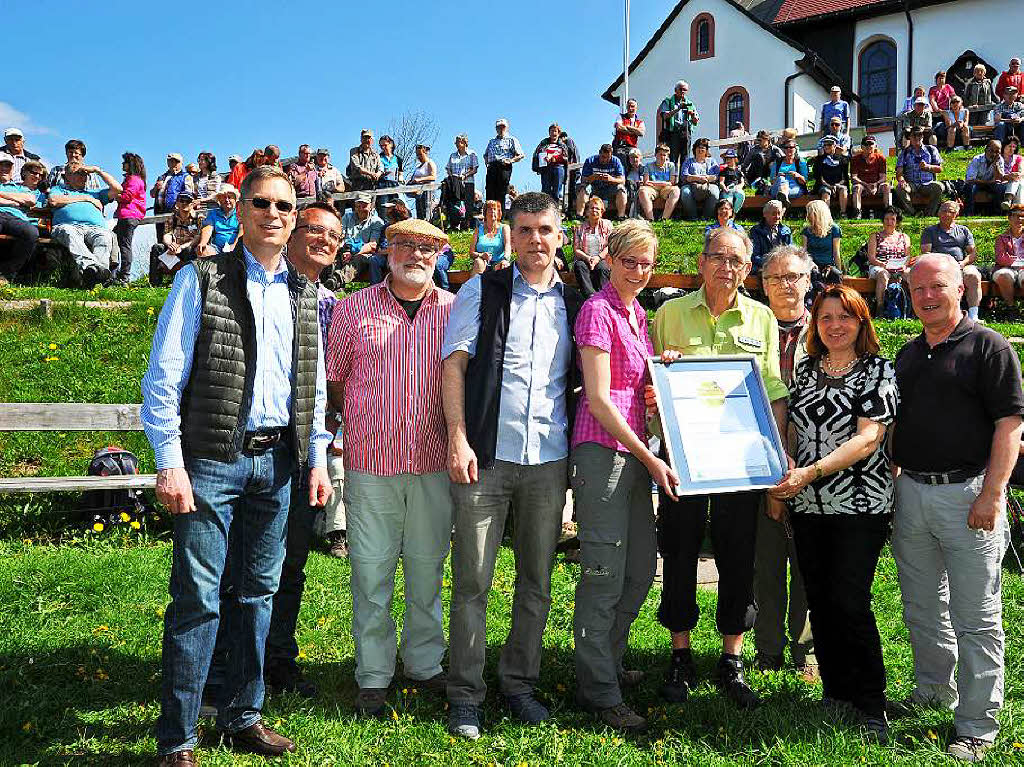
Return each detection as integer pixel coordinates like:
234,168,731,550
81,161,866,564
789,354,899,515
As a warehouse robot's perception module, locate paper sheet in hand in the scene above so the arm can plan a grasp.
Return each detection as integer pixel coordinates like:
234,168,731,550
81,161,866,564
158,251,181,271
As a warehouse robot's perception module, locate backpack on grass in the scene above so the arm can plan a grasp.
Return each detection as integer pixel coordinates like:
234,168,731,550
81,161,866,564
76,447,154,533
880,281,907,320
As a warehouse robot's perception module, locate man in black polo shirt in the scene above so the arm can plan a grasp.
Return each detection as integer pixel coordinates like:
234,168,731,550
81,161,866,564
890,253,1024,764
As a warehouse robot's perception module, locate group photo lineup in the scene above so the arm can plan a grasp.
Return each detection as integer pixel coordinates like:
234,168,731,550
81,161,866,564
2,0,1024,764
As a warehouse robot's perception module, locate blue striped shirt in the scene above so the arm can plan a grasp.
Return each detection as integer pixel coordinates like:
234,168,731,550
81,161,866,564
484,136,523,165
141,247,329,470
446,150,479,180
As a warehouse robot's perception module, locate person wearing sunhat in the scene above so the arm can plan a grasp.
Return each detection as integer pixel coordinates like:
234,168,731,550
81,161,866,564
3,127,40,179
197,184,242,255
325,215,455,718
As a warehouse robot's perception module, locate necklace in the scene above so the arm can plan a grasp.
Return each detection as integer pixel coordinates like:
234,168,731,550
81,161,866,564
823,353,858,377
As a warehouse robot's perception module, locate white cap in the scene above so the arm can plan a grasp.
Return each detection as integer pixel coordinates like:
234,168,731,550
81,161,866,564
4,127,23,138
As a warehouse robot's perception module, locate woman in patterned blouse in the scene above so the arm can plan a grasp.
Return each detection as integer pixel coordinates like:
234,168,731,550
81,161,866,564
768,284,899,745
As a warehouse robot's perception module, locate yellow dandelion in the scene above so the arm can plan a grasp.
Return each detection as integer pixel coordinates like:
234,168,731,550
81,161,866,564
391,709,399,721
130,520,141,530
297,650,307,660
927,730,938,741
120,511,131,523
147,307,155,315
402,688,408,695
21,722,32,732
48,343,57,350
1013,742,1024,749
44,356,59,362
599,736,606,745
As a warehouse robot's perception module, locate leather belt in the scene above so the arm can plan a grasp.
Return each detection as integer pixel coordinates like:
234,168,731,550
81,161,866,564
902,468,981,486
242,428,287,455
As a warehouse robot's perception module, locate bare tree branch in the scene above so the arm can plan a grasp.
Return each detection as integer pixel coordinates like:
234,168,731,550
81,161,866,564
379,110,441,173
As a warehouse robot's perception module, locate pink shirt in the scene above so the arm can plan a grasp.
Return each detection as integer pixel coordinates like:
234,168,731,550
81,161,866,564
929,83,956,111
571,282,654,453
326,280,454,476
115,174,147,219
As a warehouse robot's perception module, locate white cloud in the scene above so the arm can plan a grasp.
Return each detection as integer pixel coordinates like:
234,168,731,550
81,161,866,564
0,101,55,136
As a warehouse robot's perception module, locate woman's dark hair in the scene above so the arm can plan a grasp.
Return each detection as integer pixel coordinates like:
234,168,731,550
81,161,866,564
199,152,217,173
714,198,734,217
806,284,880,359
880,205,902,224
121,152,147,183
245,148,264,169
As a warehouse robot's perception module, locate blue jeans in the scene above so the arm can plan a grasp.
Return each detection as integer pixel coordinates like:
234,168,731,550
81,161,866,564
771,176,806,201
156,443,294,755
433,251,452,291
540,165,565,203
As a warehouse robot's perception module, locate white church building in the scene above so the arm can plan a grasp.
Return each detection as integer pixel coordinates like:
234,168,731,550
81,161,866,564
603,0,1022,153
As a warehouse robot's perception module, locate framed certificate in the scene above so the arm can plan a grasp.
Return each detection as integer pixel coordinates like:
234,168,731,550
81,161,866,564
648,355,787,496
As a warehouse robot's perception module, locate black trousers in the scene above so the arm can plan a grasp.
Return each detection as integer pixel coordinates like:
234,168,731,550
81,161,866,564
656,490,759,636
572,257,610,298
791,512,890,717
666,130,691,171
486,162,512,203
0,211,38,279
113,218,139,281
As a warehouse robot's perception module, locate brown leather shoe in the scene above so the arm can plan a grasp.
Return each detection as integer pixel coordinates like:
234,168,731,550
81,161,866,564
222,721,296,756
157,751,197,766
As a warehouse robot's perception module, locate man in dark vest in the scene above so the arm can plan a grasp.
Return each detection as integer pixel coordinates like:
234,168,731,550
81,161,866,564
441,192,584,739
142,165,332,765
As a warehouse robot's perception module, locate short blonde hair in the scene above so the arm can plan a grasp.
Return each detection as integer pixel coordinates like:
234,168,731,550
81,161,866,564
608,219,659,260
804,199,835,239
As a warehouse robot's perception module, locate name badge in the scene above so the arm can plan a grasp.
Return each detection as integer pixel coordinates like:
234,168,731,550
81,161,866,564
738,336,763,349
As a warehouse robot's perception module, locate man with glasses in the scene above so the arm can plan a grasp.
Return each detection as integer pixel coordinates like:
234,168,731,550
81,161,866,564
326,218,455,717
144,165,333,764
483,118,524,203
817,118,851,156
0,157,46,282
658,80,699,168
651,227,788,710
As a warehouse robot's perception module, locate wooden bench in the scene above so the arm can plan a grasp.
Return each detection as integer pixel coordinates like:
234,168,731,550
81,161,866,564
0,403,155,494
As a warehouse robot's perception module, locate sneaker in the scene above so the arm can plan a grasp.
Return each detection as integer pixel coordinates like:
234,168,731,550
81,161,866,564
596,702,647,733
448,703,482,739
265,663,318,698
354,687,388,718
947,735,991,762
860,714,890,746
404,670,447,695
714,656,760,709
1002,199,1013,212
505,692,550,724
659,655,697,703
617,669,644,688
753,651,784,671
327,531,348,559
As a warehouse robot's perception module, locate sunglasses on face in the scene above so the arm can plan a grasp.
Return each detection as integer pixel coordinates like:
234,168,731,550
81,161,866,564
244,196,295,213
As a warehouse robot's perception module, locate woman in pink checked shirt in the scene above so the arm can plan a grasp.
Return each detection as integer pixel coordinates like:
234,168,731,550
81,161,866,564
569,219,678,734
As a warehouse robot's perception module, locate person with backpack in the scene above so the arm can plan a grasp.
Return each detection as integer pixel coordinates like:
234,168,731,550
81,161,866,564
866,206,912,318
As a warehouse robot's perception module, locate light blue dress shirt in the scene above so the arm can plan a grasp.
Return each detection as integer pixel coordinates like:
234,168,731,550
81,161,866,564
442,265,571,465
141,248,329,470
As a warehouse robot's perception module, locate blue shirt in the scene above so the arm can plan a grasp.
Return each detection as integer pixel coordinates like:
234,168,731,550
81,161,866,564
802,223,842,268
897,144,942,185
442,265,572,465
0,182,44,221
49,184,110,227
203,207,240,252
680,156,719,180
642,160,676,183
484,135,524,164
582,154,624,180
141,247,329,470
821,100,850,128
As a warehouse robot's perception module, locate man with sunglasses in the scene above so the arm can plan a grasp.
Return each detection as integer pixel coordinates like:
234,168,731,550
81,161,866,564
0,157,46,282
144,165,333,764
326,218,455,717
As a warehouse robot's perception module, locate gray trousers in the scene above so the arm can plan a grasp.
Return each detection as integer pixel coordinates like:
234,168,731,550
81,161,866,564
571,444,657,709
753,505,814,665
345,470,452,689
52,223,115,275
447,458,567,704
892,473,1010,741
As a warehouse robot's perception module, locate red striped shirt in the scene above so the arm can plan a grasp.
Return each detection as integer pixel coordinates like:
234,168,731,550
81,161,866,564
326,281,454,476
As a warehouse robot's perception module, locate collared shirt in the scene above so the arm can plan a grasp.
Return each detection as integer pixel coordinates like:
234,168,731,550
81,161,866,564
348,146,383,179
965,153,1005,182
821,100,850,129
141,247,330,470
5,147,39,179
582,154,625,180
443,266,572,465
573,217,614,258
642,160,676,184
896,144,941,185
572,282,654,452
340,209,385,246
46,164,102,191
749,222,792,272
484,135,523,165
651,285,788,402
680,156,719,180
286,161,319,198
446,150,479,180
851,152,887,185
995,231,1024,268
315,163,344,196
898,108,933,136
777,310,809,388
921,222,975,262
326,280,454,476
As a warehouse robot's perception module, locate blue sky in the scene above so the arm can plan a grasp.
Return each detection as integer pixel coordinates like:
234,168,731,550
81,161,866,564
3,0,672,195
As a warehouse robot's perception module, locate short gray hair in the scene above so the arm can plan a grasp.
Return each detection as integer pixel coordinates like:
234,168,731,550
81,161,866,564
676,80,689,90
455,133,469,143
763,199,785,216
761,244,813,274
704,226,752,259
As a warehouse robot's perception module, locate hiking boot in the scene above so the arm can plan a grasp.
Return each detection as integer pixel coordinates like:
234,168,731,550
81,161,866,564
753,651,784,671
265,663,318,698
157,750,196,766
354,687,388,718
404,671,447,695
617,669,644,688
506,692,549,724
714,655,760,709
860,714,890,746
947,736,992,762
327,531,348,559
596,702,647,733
448,703,482,739
659,654,697,703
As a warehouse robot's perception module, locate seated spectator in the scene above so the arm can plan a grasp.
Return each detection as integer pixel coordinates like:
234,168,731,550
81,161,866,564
341,193,386,278
407,144,437,221
900,85,927,116
446,133,479,229
470,199,511,273
348,129,383,192
742,130,782,195
638,143,679,221
729,122,751,164
866,206,912,315
679,138,720,220
48,164,122,287
769,140,809,208
3,127,40,180
920,201,982,319
185,163,200,197
314,147,346,200
575,143,627,220
994,87,1024,144
1001,137,1024,210
964,140,1007,215
816,118,851,156
532,123,569,203
286,144,319,199
262,144,282,167
197,185,242,255
996,57,1024,101
612,98,645,169
704,198,744,247
821,86,850,134
0,155,46,282
851,135,891,218
46,139,100,191
992,207,1024,305
227,148,263,192
936,95,970,150
148,192,201,286
749,199,791,272
717,149,745,213
896,97,935,148
623,148,644,216
928,71,956,126
573,196,613,296
150,153,189,224
802,199,842,273
964,64,997,126
893,128,943,216
195,152,221,203
112,152,147,285
812,136,849,217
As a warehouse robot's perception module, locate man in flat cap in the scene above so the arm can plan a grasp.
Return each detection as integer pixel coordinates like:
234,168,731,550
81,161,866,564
326,217,455,717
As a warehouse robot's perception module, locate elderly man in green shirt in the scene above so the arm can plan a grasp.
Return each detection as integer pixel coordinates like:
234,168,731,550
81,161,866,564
651,227,788,710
